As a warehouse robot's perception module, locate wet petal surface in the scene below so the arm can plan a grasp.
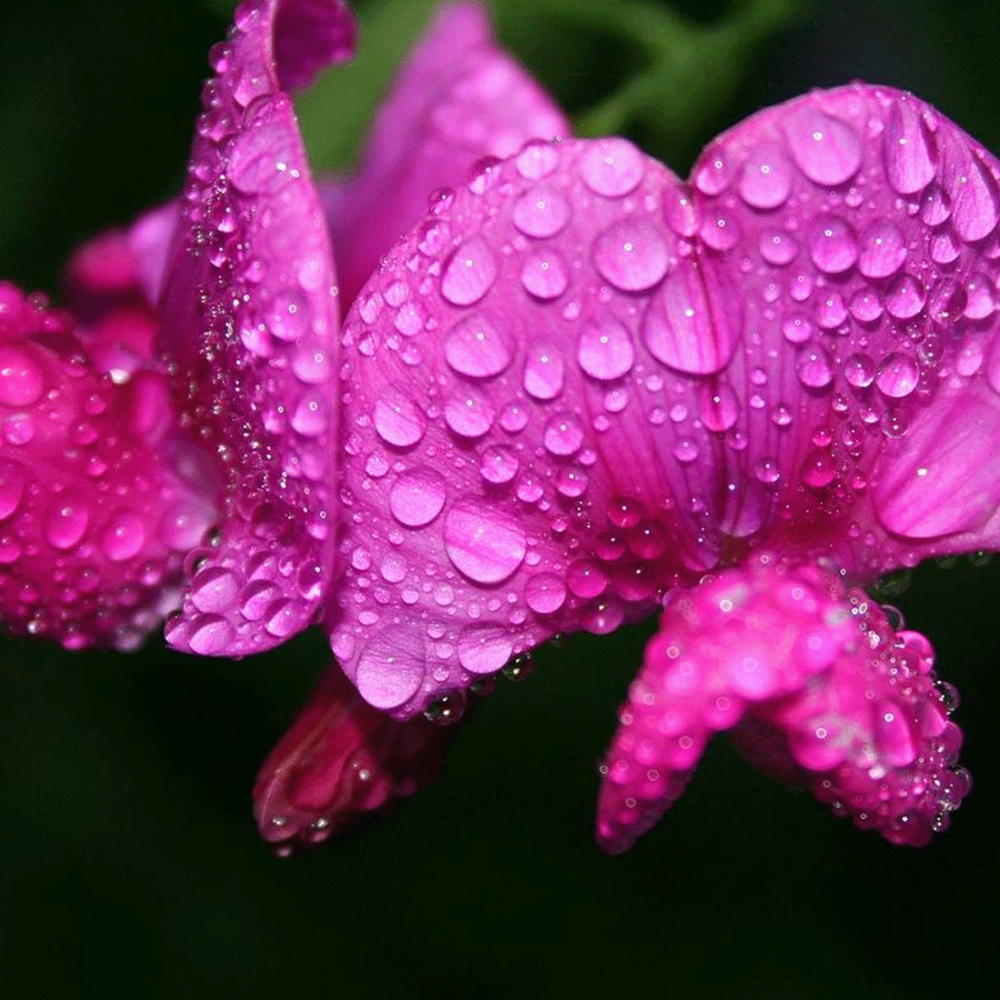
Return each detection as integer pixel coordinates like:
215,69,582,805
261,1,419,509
160,0,354,656
597,556,968,853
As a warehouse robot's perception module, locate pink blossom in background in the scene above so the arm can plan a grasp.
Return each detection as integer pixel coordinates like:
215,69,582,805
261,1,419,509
0,0,993,853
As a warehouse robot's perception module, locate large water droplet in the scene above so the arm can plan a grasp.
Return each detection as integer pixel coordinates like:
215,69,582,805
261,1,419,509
512,185,571,238
579,138,645,197
543,413,584,456
738,142,793,209
700,383,738,432
0,346,45,407
355,625,426,710
515,140,560,180
886,274,926,320
809,216,858,274
693,145,737,195
784,106,862,186
524,572,567,614
875,353,919,398
480,445,519,485
0,458,27,520
373,390,427,447
190,566,240,613
457,624,514,674
444,313,513,378
101,510,146,562
45,494,89,550
759,228,799,266
521,248,569,299
883,98,937,195
801,448,837,488
577,316,635,381
389,467,447,527
858,220,907,279
441,236,498,306
948,150,999,243
796,346,834,389
642,259,741,374
593,219,669,292
444,498,526,584
444,388,495,438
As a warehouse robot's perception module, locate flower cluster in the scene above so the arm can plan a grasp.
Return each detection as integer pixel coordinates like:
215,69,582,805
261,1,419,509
2,0,991,852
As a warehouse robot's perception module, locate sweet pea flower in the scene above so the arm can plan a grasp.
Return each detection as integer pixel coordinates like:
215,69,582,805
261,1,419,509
0,0,989,855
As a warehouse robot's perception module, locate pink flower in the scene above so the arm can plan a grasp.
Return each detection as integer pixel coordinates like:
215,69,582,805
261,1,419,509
0,0,988,852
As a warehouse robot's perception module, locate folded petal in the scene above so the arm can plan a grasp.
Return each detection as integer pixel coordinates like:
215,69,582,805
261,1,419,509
253,660,453,848
686,84,1000,574
159,0,355,656
324,0,571,309
597,556,968,853
0,283,219,650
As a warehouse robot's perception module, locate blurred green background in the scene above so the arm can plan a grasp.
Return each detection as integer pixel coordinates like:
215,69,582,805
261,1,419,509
2,1,999,997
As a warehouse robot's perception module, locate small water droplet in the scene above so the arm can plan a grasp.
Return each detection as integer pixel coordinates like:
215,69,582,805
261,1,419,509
809,216,858,274
796,346,834,389
389,467,447,527
738,142,793,209
373,390,427,447
521,248,570,299
524,341,565,400
875,353,919,398
577,316,635,381
858,219,907,278
579,138,645,197
512,186,571,237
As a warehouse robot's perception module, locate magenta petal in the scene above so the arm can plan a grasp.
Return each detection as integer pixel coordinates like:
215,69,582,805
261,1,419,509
160,0,353,656
324,0,571,309
686,84,1000,575
0,283,219,650
596,556,969,853
253,660,453,847
334,138,744,718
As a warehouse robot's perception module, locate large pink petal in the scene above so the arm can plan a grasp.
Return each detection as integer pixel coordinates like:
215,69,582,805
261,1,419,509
253,659,454,848
597,556,969,853
323,1,571,310
0,283,219,650
334,138,740,717
159,0,355,656
687,85,1000,574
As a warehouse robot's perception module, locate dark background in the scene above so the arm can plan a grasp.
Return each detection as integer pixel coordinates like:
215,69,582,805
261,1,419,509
2,1,998,997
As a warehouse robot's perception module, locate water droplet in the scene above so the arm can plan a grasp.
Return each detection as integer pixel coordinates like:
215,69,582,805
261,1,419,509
389,467,447,527
525,572,567,614
373,390,427,447
593,219,669,292
500,401,529,433
187,614,236,656
444,388,495,438
738,142,793,208
963,273,996,320
784,106,862,186
753,458,781,484
521,248,569,299
45,494,89,549
849,289,884,323
948,150,999,242
886,274,926,320
883,98,937,195
524,341,565,399
190,566,240,613
0,458,27,519
857,219,907,279
673,438,699,463
0,346,45,406
662,184,699,237
700,383,738,432
693,145,737,195
543,413,584,456
579,138,645,197
568,558,608,598
759,228,799,266
101,510,146,562
441,236,498,306
444,313,513,379
444,499,526,583
577,316,635,381
844,352,875,387
875,353,919,398
642,260,741,374
700,210,740,252
457,624,514,674
355,625,426,710
801,448,837,488
873,700,917,767
515,140,560,180
796,346,834,389
815,291,847,330
512,186,570,237
266,289,310,342
809,215,858,274
781,315,813,344
423,690,467,725
480,445,519,484
920,184,951,225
